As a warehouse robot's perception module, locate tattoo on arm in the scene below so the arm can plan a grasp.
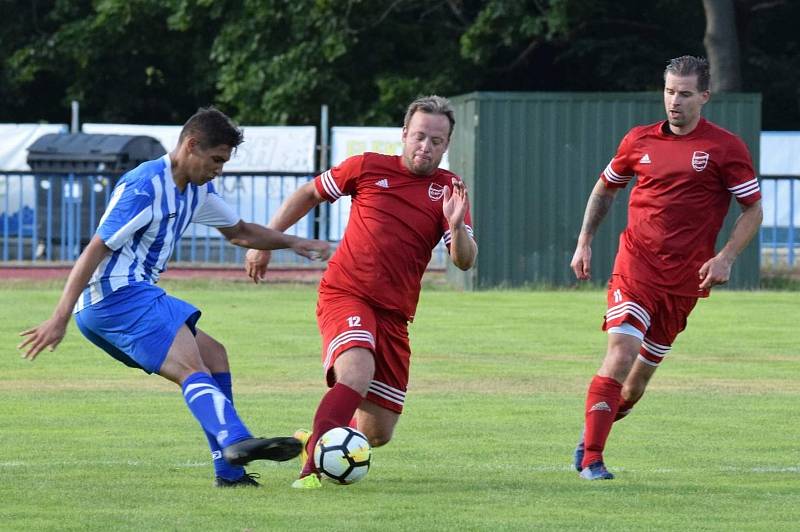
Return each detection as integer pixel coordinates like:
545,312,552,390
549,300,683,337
580,193,614,237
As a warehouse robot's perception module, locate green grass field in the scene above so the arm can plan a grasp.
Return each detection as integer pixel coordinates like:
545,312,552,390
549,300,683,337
1,280,797,531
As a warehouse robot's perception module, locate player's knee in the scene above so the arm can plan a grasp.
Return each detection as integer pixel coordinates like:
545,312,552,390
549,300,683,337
205,337,229,361
621,383,646,403
338,377,371,397
335,367,374,396
159,356,210,385
197,336,230,373
367,429,393,448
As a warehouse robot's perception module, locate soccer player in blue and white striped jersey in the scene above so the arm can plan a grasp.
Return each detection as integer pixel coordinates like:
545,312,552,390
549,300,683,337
18,107,331,488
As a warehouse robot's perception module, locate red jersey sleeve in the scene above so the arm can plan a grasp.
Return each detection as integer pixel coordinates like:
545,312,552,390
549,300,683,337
314,155,364,202
600,130,637,189
722,136,761,205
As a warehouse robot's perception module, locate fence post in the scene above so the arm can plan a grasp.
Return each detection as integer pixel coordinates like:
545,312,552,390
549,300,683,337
318,104,330,240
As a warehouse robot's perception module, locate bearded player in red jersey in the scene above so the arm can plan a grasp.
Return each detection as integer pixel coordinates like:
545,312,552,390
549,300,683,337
244,95,477,488
570,56,763,480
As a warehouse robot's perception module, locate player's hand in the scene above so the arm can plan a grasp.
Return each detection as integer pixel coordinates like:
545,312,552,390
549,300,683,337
245,248,272,284
570,244,592,280
443,178,469,228
698,254,733,290
18,317,68,361
291,239,332,262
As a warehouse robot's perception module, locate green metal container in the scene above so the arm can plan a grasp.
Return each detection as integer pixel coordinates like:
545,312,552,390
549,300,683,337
447,91,762,290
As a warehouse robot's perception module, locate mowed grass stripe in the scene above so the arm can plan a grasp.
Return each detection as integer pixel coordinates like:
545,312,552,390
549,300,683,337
1,281,797,531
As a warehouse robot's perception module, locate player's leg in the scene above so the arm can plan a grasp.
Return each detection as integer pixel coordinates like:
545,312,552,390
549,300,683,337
351,307,409,447
354,400,400,448
616,292,697,421
158,325,253,448
580,332,641,477
159,325,300,468
294,293,379,487
73,287,246,447
193,329,258,486
575,348,658,470
578,277,652,479
74,286,299,479
298,346,374,480
617,357,658,420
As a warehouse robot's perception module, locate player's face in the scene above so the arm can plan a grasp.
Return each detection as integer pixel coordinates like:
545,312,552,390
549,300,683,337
663,72,710,135
187,141,233,185
401,111,450,176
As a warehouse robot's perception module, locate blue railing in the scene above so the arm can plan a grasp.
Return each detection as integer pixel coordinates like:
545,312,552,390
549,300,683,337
0,172,317,266
0,172,449,268
760,176,799,269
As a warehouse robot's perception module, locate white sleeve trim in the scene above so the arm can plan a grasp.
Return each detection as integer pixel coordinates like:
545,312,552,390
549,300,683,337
320,170,342,201
603,162,633,184
443,224,474,245
728,177,760,198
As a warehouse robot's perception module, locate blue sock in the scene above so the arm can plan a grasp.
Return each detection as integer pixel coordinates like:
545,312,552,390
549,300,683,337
207,372,245,480
213,372,234,403
182,372,252,453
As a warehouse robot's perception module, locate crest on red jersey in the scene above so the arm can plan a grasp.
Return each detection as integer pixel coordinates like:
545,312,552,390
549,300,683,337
691,151,709,172
428,183,445,201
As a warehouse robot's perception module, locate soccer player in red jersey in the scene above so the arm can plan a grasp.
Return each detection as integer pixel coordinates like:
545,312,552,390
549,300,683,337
569,56,763,480
244,95,478,488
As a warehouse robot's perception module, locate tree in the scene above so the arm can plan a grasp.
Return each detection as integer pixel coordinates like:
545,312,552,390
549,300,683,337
703,0,742,91
3,0,219,123
1,0,798,129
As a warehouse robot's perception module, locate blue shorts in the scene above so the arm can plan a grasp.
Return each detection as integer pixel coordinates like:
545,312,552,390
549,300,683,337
74,283,201,374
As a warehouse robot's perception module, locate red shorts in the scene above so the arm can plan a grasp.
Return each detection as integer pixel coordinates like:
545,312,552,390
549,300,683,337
603,275,698,367
316,290,410,413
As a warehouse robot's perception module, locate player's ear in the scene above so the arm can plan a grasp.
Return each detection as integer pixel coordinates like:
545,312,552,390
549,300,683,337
185,136,200,155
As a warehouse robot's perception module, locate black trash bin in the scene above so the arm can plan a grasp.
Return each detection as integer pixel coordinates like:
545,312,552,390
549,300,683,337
26,133,167,259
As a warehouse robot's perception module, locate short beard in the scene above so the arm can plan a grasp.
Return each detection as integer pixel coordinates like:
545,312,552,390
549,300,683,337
404,155,436,176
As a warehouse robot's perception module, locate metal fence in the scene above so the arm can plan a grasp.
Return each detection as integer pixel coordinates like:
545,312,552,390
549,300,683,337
7,171,788,273
760,176,800,270
0,172,449,268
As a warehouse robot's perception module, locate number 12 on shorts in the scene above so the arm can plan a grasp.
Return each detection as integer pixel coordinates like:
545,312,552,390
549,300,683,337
347,316,362,327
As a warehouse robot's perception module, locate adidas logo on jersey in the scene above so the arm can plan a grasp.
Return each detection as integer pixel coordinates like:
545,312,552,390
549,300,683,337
639,154,652,164
374,178,389,188
589,401,611,412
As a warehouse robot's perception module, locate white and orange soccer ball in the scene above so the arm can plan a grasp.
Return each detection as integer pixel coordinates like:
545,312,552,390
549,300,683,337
313,427,372,484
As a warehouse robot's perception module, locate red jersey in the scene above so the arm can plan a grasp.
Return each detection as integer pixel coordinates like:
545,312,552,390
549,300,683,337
601,118,760,297
314,153,474,320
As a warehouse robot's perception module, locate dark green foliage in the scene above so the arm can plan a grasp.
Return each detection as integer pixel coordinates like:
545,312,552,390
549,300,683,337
1,0,798,128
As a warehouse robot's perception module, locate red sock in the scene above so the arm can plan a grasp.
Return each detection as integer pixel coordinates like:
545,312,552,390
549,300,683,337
301,383,363,477
582,375,622,468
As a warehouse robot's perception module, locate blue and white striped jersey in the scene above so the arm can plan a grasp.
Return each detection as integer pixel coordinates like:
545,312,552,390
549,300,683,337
74,155,239,313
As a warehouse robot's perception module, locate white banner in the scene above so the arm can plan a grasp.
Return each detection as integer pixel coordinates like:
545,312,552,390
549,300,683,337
760,131,800,176
330,126,449,168
0,124,67,218
79,124,317,238
83,123,317,173
0,124,68,171
760,132,800,228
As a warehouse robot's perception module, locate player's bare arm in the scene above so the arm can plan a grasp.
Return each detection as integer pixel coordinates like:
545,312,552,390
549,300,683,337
18,235,111,360
244,181,327,283
220,220,330,261
571,179,619,280
698,199,763,289
443,178,477,270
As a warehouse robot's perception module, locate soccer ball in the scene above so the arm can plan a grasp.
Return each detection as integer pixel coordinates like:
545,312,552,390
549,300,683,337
313,427,371,484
